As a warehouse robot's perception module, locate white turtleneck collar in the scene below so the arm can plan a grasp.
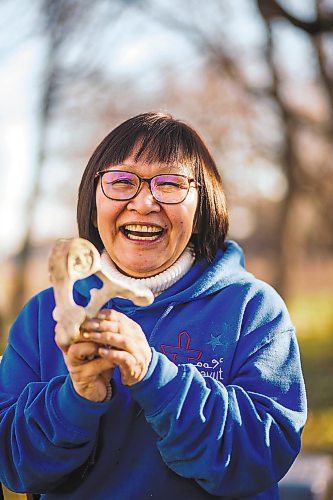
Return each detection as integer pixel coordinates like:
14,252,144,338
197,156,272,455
101,244,196,297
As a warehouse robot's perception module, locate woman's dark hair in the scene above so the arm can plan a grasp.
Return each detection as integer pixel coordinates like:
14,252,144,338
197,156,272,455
77,112,229,262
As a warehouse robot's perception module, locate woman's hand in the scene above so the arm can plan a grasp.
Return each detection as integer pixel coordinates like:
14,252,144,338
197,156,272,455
55,321,114,402
55,309,152,401
80,309,152,387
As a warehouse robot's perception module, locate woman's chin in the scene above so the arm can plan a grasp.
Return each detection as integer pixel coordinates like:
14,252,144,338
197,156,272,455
115,260,168,278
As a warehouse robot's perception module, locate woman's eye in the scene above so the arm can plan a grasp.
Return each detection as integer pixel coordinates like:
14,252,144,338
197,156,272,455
159,182,179,187
114,179,133,185
107,178,134,186
157,181,186,189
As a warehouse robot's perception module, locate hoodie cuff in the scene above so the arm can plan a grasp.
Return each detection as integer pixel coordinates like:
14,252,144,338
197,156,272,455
53,375,113,433
130,348,179,416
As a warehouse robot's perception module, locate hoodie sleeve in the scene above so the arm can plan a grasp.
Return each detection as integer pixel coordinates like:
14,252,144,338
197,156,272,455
130,287,307,498
0,295,113,494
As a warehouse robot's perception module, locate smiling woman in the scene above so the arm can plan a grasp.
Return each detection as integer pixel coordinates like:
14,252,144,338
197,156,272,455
77,112,228,278
77,111,228,264
93,153,198,278
0,112,306,499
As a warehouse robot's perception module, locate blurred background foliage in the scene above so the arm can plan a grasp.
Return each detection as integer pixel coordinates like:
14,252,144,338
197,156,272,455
0,0,332,456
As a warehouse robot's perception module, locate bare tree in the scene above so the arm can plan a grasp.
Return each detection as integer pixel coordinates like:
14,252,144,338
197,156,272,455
7,0,132,321
256,0,333,294
145,0,333,296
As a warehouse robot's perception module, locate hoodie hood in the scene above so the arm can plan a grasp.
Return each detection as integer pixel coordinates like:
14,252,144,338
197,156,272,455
170,240,248,303
73,240,252,309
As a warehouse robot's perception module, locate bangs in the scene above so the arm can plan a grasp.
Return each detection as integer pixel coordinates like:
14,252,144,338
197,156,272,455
97,113,200,172
134,126,199,167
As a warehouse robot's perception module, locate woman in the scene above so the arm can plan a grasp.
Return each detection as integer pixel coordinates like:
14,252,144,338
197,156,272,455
0,112,306,499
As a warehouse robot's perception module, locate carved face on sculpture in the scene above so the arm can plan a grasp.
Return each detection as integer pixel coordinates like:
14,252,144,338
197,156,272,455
49,237,154,349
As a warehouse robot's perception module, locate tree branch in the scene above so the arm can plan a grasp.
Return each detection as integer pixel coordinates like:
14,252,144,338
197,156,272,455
257,0,333,35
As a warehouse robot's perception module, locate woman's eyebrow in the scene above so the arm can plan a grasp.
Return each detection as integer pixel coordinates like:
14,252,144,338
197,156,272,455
106,163,191,174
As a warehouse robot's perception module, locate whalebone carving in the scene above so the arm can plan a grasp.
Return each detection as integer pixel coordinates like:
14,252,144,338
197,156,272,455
48,237,154,348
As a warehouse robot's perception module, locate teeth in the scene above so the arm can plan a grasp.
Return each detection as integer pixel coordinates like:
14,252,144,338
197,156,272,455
124,224,162,233
127,233,160,240
122,224,163,241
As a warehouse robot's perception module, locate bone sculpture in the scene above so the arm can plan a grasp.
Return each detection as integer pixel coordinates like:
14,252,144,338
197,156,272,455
49,237,154,349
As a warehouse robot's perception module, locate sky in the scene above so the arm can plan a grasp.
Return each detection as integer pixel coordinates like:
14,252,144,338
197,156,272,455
0,1,202,258
0,0,319,259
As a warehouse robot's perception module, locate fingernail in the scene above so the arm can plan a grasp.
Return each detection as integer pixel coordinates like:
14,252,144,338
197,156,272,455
99,348,110,355
82,332,90,339
89,321,100,329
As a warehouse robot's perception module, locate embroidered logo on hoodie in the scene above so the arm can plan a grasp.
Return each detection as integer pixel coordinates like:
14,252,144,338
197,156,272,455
161,331,202,364
161,331,224,381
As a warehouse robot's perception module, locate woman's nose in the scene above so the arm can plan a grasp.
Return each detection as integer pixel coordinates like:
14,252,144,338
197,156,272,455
126,182,161,213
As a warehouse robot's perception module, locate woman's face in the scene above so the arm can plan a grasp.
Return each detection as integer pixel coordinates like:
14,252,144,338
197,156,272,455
95,151,198,277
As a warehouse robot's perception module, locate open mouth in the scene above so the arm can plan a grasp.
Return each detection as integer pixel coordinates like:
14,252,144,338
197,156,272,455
120,224,164,241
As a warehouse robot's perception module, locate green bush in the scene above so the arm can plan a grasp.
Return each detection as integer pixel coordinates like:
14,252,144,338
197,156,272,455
289,292,333,455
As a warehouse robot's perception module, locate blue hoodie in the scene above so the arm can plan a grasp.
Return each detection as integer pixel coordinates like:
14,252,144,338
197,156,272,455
0,241,306,499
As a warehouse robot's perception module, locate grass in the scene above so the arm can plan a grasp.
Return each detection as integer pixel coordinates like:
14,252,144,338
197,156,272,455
288,291,333,455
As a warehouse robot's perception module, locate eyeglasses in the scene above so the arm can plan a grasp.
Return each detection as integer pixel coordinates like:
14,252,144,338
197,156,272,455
95,169,198,204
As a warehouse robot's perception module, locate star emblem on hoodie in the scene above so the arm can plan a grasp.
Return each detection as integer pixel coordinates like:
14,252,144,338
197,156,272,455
207,333,224,351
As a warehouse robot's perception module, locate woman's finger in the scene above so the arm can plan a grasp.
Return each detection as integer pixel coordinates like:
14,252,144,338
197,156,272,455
99,346,150,385
80,318,120,334
99,348,138,382
66,341,99,365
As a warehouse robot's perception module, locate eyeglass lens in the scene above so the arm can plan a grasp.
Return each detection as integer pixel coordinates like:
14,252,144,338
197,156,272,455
100,171,190,203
